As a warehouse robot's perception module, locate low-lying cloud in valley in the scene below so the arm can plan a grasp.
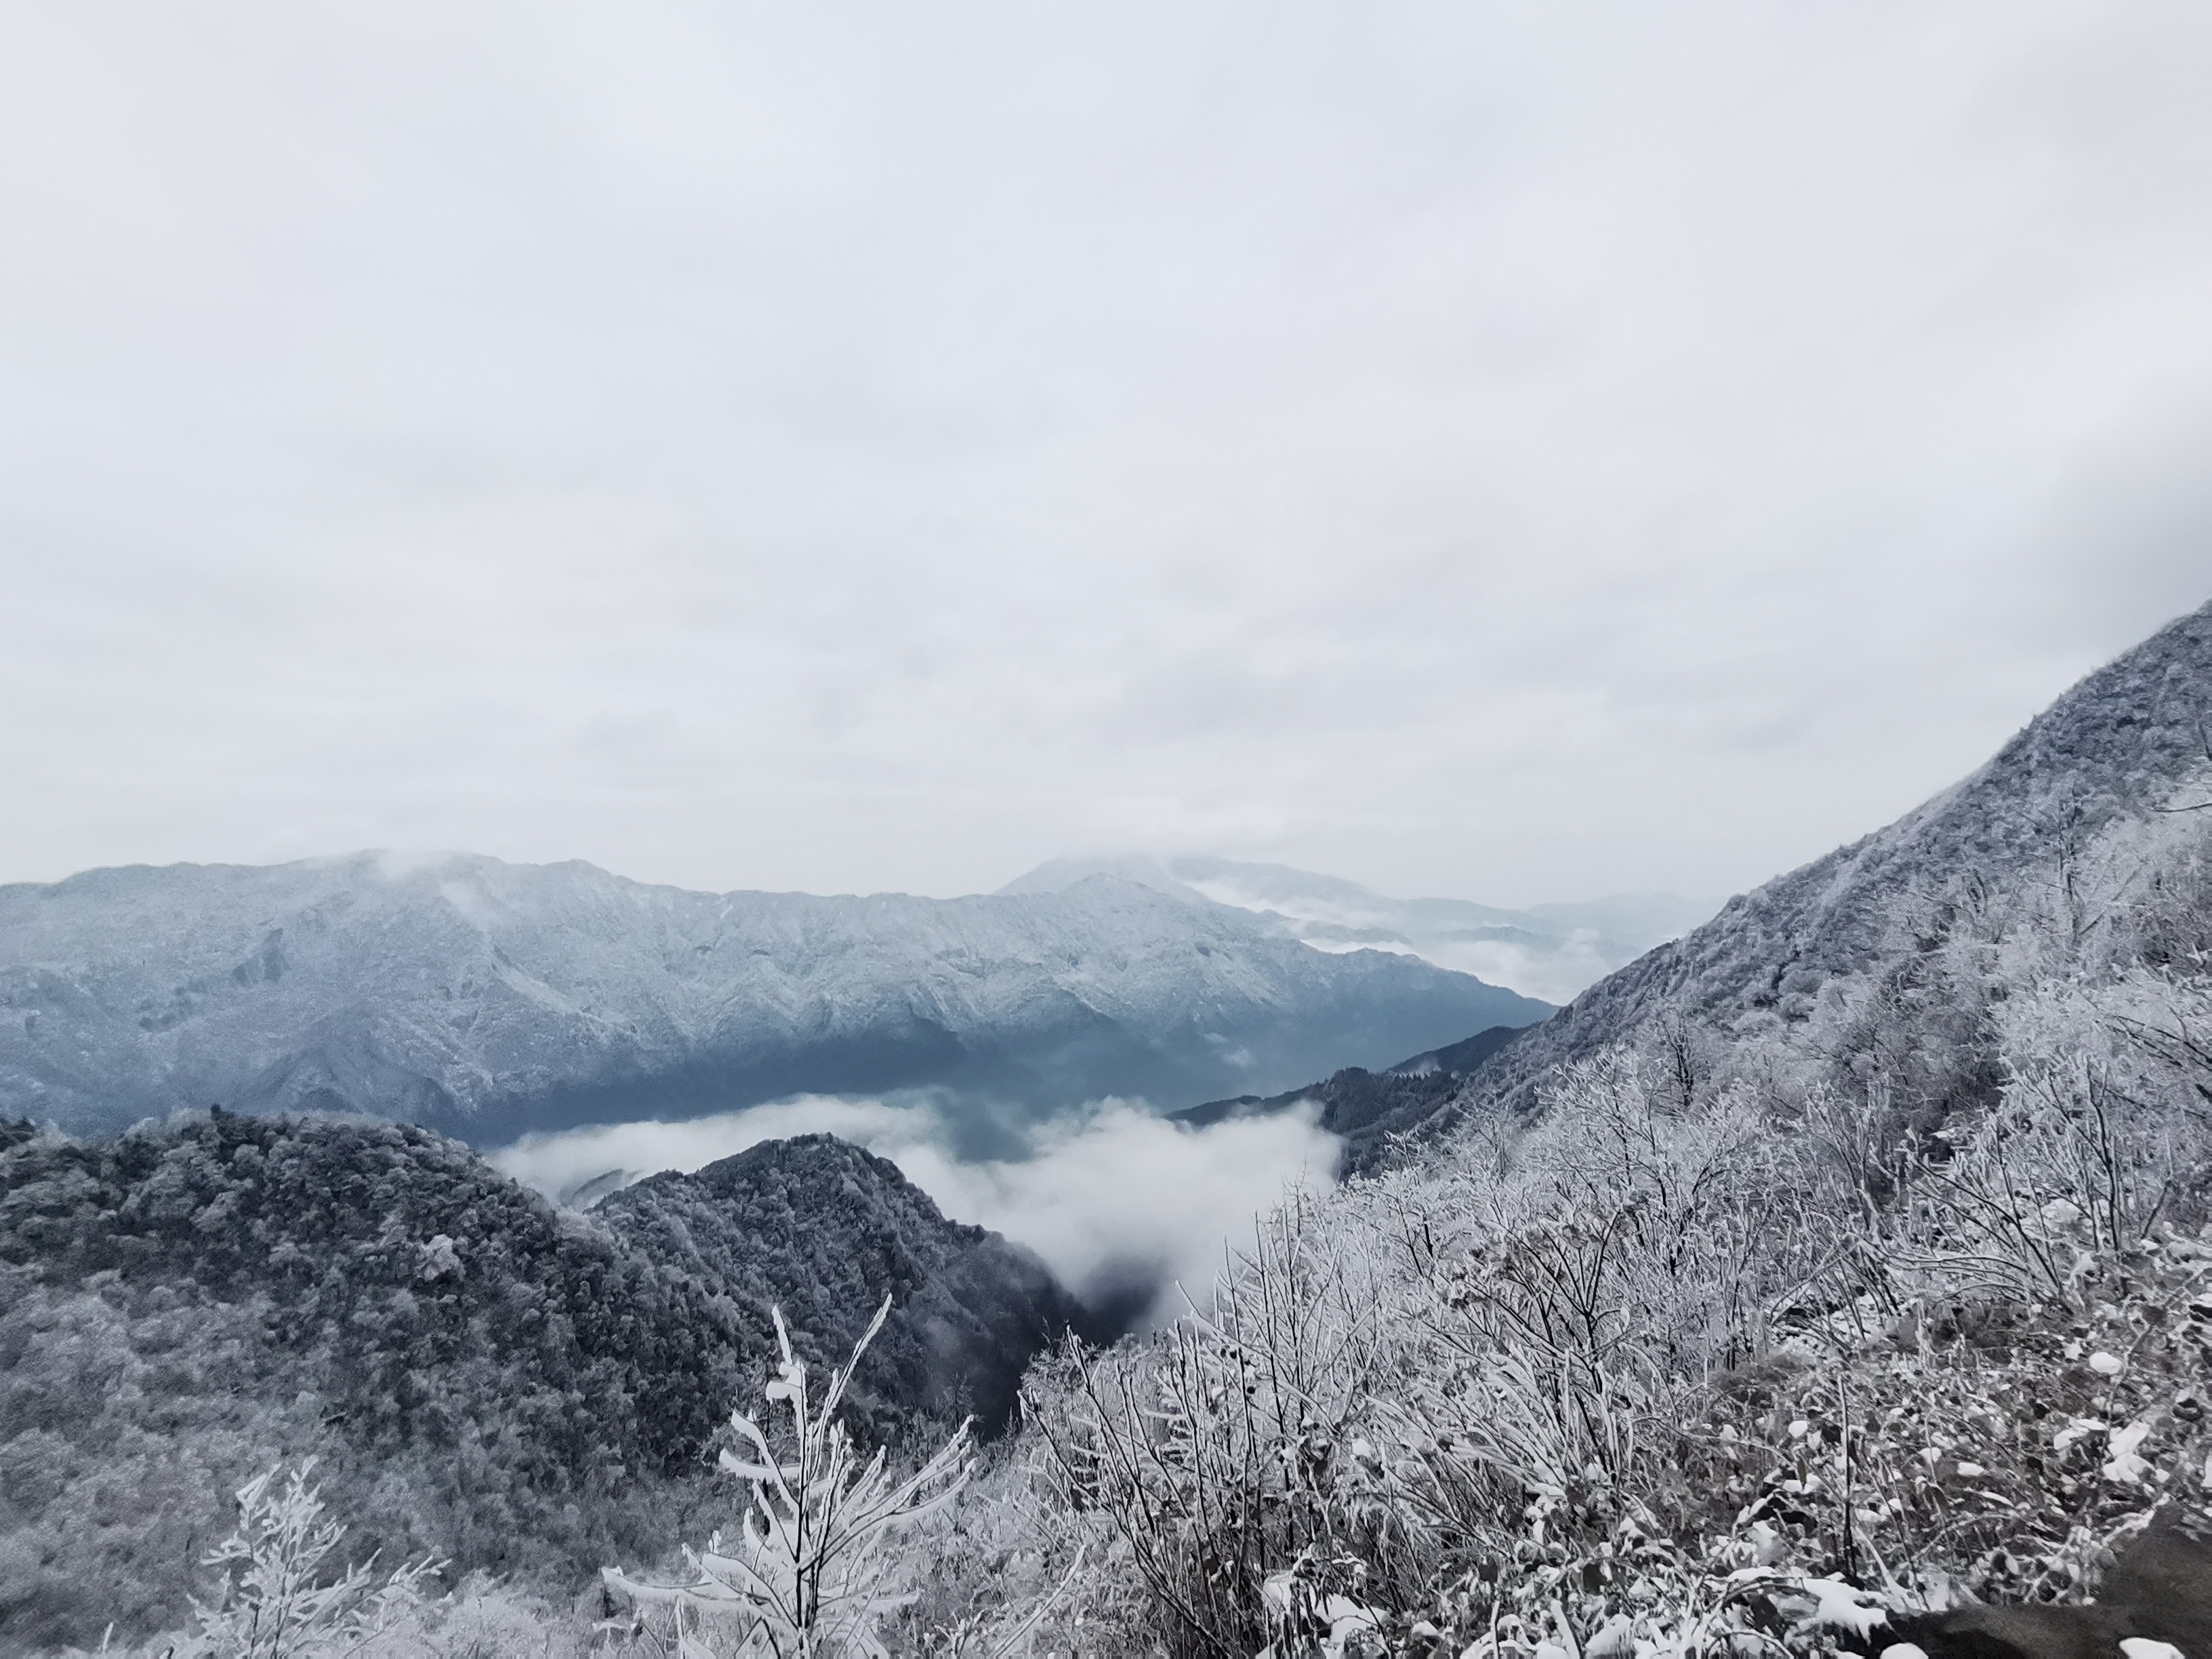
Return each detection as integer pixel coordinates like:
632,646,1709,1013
491,1097,1341,1327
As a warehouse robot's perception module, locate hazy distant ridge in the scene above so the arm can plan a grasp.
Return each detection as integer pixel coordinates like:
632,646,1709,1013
1003,855,1710,1004
0,858,1547,1141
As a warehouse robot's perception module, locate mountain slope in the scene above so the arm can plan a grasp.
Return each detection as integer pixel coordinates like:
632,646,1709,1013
0,1113,1083,1646
0,859,1548,1143
1397,596,2212,1152
596,1135,1096,1431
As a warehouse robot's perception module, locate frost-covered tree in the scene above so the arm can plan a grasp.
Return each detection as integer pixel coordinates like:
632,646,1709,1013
185,1461,437,1659
603,1297,974,1658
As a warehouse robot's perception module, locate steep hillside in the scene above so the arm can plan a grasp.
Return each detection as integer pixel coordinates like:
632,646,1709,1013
0,859,1547,1143
0,1113,1083,1647
1391,598,2212,1151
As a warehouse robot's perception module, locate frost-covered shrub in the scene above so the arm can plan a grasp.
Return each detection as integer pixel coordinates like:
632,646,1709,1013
1686,1234,2212,1610
883,1441,1114,1656
602,1297,974,1658
1021,1187,1434,1656
184,1460,440,1658
1009,893,2212,1659
80,1462,443,1659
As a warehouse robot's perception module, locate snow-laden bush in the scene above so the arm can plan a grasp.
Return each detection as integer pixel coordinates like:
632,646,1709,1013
1018,1048,1866,1654
191,1463,436,1658
1013,942,2212,1658
602,1297,974,1658
90,1460,442,1659
1023,1189,1418,1655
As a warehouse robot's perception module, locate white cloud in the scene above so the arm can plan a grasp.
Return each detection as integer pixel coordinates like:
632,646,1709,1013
892,1103,1340,1323
491,1094,1340,1327
489,1094,947,1198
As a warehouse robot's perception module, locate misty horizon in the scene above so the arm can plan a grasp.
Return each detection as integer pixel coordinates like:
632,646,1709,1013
1,840,1714,914
7,6,2212,912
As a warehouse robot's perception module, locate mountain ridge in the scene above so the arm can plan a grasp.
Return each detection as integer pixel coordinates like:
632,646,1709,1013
1172,1022,1530,1146
1389,595,2212,1156
0,855,1547,1143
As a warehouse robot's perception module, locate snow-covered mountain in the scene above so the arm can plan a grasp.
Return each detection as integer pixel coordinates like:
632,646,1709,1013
1399,596,2212,1147
1002,855,1711,1003
0,855,1548,1143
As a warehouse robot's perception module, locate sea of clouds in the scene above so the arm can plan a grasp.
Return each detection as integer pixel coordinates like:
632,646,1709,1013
490,1094,1340,1327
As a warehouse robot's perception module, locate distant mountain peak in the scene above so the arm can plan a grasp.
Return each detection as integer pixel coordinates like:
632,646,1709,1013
0,853,1547,1141
995,855,1211,904
1000,853,1713,1004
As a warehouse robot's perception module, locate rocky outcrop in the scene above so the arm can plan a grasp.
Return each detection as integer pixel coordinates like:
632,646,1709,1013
1880,1504,2212,1659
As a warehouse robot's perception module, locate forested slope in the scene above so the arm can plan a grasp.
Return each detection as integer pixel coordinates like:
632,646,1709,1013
596,1135,1097,1433
0,1113,1082,1648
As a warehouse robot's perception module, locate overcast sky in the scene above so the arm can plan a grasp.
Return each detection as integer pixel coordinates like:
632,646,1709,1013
3,4,2209,907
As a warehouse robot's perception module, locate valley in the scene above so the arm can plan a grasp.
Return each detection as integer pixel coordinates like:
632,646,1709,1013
5,599,2212,1655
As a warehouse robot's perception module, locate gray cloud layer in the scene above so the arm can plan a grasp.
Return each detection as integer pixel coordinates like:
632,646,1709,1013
4,5,2210,904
